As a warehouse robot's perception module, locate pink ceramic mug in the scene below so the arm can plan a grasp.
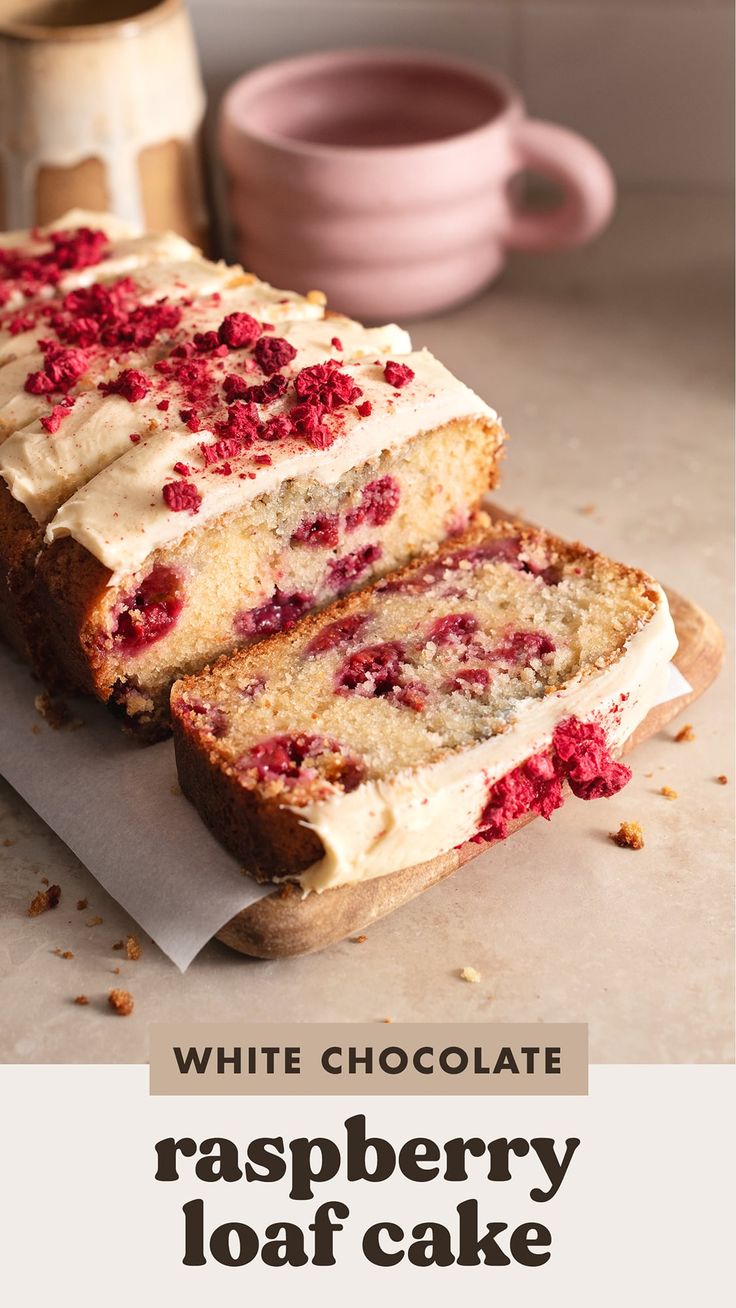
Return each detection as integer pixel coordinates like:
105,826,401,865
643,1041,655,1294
219,48,615,320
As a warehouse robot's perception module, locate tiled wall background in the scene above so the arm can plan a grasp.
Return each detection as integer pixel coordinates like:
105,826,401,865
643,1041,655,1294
188,0,733,189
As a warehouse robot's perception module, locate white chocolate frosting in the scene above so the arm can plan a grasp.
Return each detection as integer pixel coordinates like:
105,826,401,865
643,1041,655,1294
289,591,678,891
0,223,199,311
45,349,494,581
0,209,141,248
0,261,321,367
2,318,411,529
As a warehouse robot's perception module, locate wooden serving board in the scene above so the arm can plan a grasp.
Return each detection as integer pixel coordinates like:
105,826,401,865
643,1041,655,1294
216,586,724,959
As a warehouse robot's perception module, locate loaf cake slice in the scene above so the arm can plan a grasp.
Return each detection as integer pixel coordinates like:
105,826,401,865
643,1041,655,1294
29,344,502,735
171,519,678,890
0,268,330,658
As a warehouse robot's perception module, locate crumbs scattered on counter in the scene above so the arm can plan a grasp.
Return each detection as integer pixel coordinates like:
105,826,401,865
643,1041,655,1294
85,915,103,927
108,988,134,1016
125,935,141,960
675,724,695,743
660,786,678,800
76,898,88,911
73,995,89,1006
52,948,74,959
27,884,61,916
350,935,367,944
3,838,16,847
611,821,645,850
716,775,728,785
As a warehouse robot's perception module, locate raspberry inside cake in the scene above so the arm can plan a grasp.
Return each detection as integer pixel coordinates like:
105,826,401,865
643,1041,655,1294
171,521,677,890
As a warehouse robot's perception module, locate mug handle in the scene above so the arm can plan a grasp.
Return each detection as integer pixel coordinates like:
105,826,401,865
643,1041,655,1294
505,119,616,252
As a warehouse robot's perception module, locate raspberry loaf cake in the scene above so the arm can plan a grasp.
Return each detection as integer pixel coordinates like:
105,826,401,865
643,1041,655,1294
0,214,505,733
171,520,678,890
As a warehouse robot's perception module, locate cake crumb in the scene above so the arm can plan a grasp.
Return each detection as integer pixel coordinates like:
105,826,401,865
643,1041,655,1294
35,690,69,728
112,939,124,951
27,884,61,916
460,966,482,984
382,1017,393,1024
674,724,695,743
611,821,645,850
31,724,41,735
125,935,142,961
76,898,88,911
112,967,121,975
52,949,74,959
108,988,134,1016
350,935,368,944
85,915,103,927
659,786,678,800
579,503,596,516
716,775,728,785
40,876,49,885
73,995,89,1006
2,838,15,847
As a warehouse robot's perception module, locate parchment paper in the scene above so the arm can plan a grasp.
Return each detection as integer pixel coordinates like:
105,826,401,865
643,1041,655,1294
0,647,691,972
0,648,271,970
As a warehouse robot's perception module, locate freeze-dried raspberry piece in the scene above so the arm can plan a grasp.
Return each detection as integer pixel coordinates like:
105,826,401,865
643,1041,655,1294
254,335,297,374
218,312,262,349
113,565,184,651
222,373,250,402
214,399,261,445
383,360,414,388
200,437,245,466
193,329,222,353
226,373,288,406
260,418,292,444
475,751,564,842
356,400,372,417
345,476,400,531
294,361,362,411
235,589,312,637
305,613,370,657
162,480,202,513
40,397,75,433
552,717,631,800
291,513,340,549
25,344,89,394
99,368,151,402
288,402,333,449
327,543,382,594
331,336,343,350
260,414,292,442
335,641,404,697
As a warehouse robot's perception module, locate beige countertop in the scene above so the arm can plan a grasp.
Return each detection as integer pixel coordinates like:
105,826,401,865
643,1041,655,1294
1,191,733,1064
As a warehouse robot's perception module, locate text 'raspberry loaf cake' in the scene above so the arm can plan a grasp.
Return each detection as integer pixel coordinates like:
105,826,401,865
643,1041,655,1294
0,213,505,735
171,520,678,890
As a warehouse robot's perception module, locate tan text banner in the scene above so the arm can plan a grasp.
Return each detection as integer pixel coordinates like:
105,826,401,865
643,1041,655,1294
149,1023,588,1095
